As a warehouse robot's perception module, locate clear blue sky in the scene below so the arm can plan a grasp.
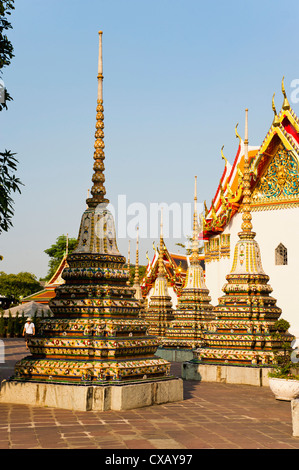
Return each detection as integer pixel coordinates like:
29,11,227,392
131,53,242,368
1,0,299,279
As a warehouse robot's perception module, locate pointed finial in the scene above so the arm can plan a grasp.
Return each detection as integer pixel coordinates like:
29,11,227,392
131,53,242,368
240,109,254,238
158,208,164,276
86,30,109,208
282,76,290,110
134,227,140,285
244,109,248,148
97,31,103,100
127,239,131,267
191,176,200,259
272,93,280,126
127,239,131,285
193,176,199,229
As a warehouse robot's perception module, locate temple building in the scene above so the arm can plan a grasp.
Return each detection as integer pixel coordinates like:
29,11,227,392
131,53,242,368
183,109,295,386
0,31,183,411
161,177,214,359
203,79,299,346
141,240,204,309
143,211,175,336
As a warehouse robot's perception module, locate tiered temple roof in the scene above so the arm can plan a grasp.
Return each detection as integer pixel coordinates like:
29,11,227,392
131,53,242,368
196,109,294,367
12,32,171,385
141,246,189,302
21,255,68,305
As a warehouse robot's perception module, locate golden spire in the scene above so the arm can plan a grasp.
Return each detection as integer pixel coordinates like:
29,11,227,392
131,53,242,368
86,31,109,208
134,227,140,285
239,109,255,240
190,176,200,259
282,76,290,110
133,228,144,302
158,208,164,276
127,239,131,285
272,93,280,127
127,239,131,266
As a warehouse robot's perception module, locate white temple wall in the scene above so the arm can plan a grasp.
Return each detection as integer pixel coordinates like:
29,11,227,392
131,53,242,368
205,207,299,346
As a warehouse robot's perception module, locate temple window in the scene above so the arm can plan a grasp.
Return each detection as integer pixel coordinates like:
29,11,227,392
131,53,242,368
275,243,288,265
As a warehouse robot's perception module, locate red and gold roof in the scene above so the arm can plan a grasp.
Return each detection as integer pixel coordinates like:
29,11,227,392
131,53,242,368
141,242,195,299
203,79,299,238
22,255,68,305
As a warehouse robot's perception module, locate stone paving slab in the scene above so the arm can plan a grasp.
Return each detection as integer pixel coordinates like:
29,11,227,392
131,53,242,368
0,339,299,450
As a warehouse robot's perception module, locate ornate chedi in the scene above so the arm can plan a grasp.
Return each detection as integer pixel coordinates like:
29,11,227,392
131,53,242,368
132,228,146,316
162,177,214,350
201,78,299,345
10,32,172,388
141,244,189,308
143,211,174,337
195,110,294,368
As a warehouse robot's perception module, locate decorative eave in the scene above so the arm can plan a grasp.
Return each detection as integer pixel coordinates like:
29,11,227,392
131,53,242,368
22,255,68,305
45,254,68,288
22,289,56,304
203,140,258,236
141,243,187,297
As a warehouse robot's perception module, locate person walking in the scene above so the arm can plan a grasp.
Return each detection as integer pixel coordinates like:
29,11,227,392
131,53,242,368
22,318,35,350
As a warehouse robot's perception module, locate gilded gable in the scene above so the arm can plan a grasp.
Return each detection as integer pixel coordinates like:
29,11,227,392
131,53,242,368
251,145,299,208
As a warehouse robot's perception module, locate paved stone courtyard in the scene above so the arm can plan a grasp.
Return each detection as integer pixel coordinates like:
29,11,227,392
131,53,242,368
0,338,298,450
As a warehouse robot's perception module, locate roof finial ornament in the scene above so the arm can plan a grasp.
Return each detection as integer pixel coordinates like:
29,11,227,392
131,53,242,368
86,31,109,208
235,122,242,144
282,76,290,110
221,145,229,166
272,93,280,127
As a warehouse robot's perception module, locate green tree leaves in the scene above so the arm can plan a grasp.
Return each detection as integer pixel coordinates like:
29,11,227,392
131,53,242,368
0,271,41,302
0,150,23,233
0,1,14,71
43,234,77,281
0,2,22,233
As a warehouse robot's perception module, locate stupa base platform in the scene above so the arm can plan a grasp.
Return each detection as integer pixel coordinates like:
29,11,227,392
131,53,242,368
155,347,194,363
0,377,183,411
181,361,275,387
